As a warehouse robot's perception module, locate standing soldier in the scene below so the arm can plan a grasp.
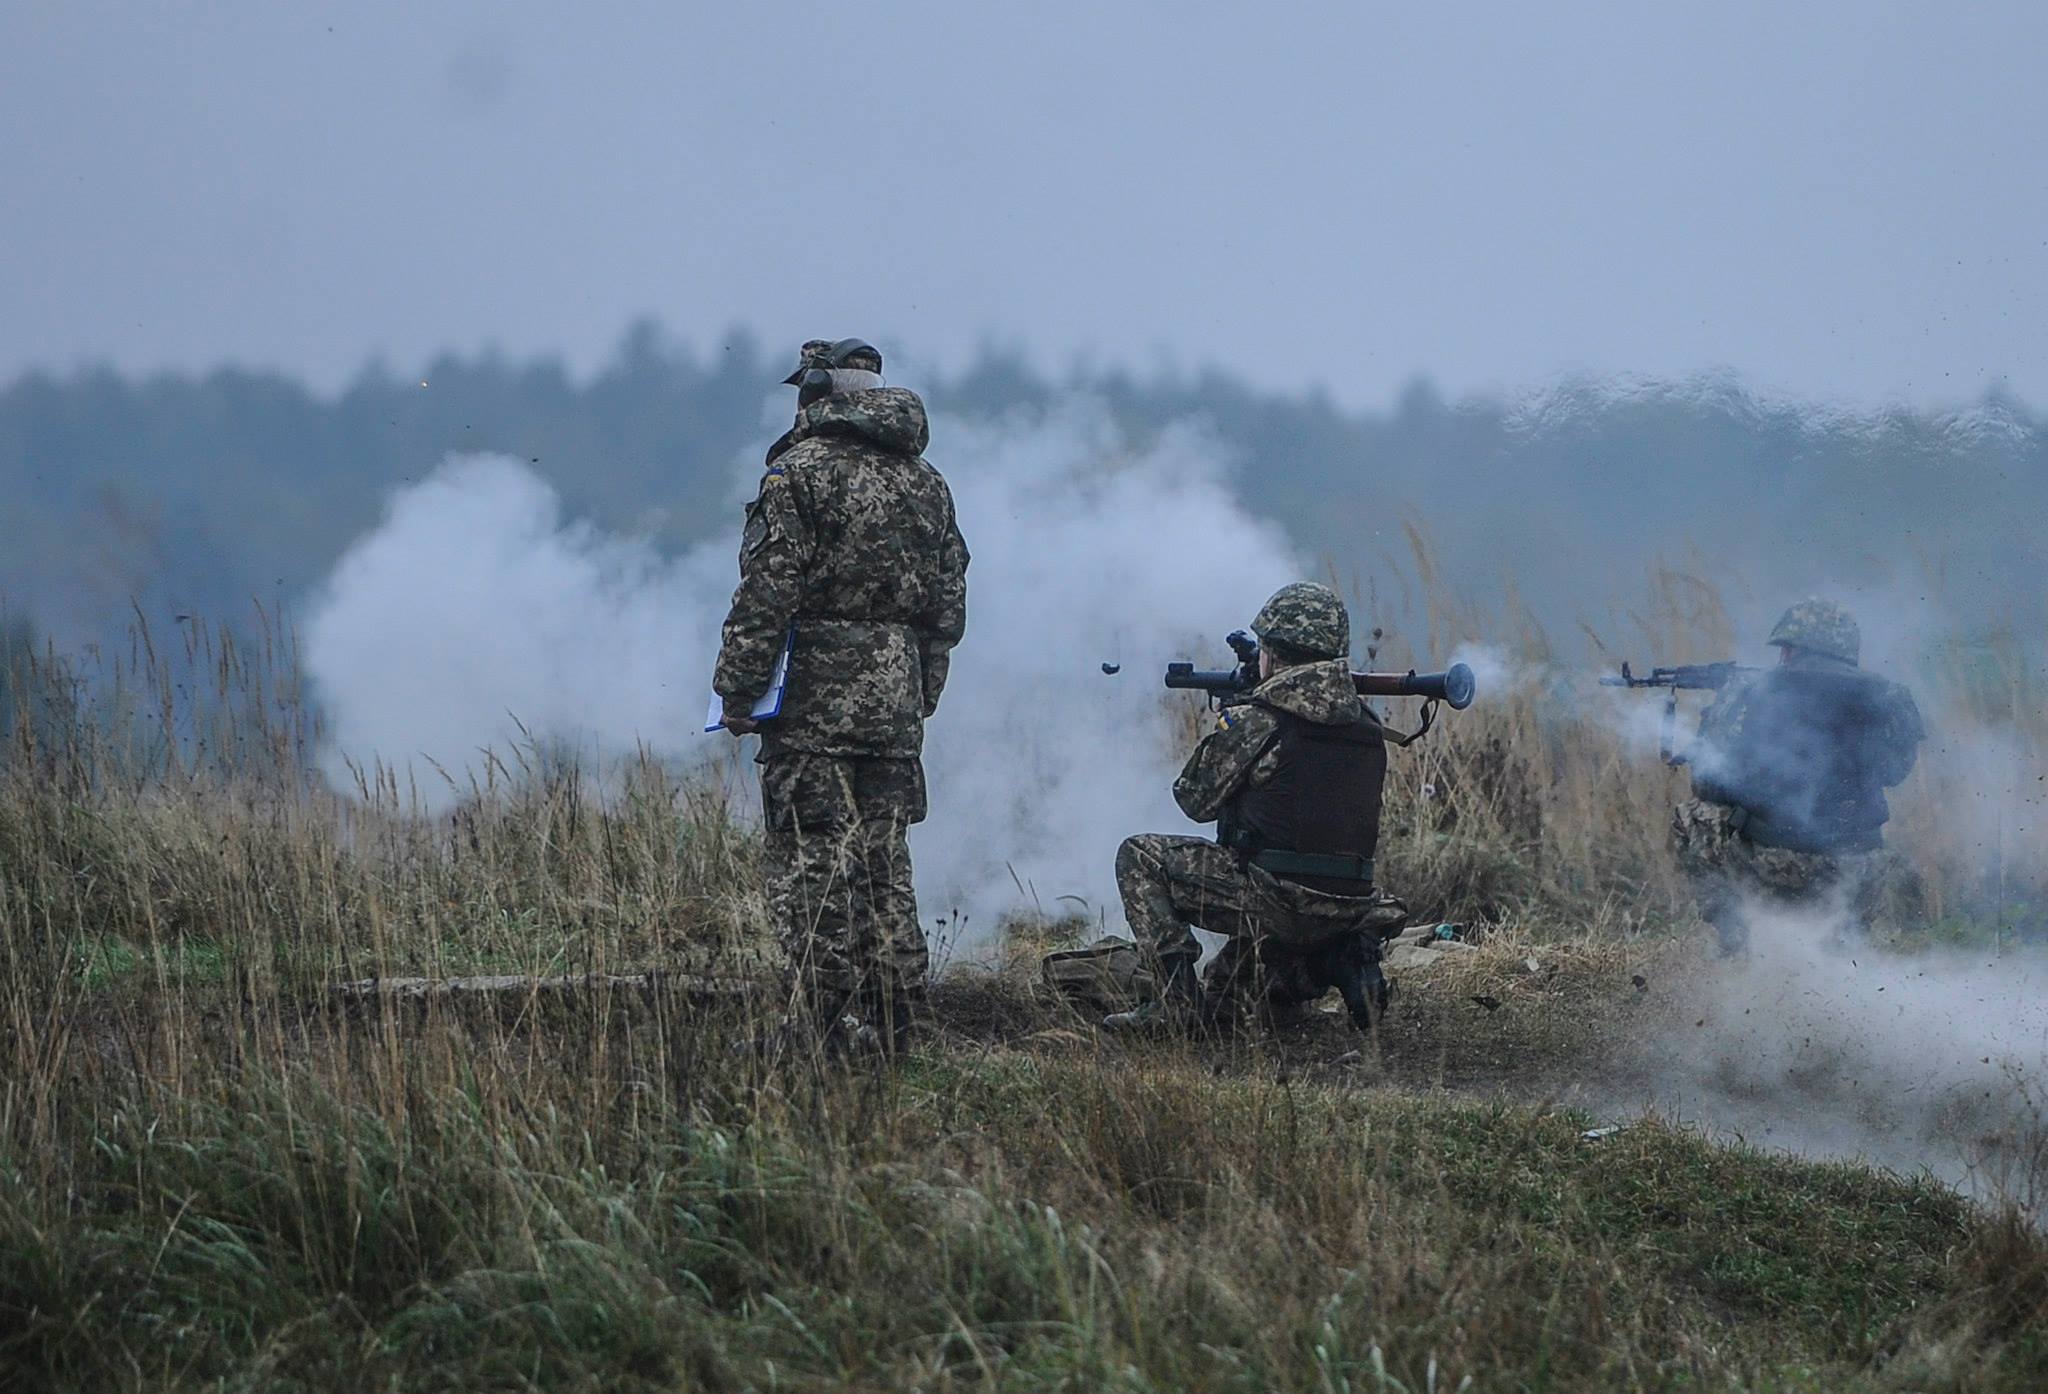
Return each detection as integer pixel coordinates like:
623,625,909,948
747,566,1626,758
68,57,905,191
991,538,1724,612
715,338,968,1052
1673,599,1924,955
1107,582,1406,1033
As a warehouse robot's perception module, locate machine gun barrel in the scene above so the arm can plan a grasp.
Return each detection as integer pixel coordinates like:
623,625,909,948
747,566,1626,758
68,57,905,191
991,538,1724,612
1599,659,1758,765
1599,660,1757,691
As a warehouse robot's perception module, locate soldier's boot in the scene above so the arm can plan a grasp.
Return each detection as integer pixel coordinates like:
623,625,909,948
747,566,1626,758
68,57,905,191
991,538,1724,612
1328,934,1392,1032
1102,954,1205,1034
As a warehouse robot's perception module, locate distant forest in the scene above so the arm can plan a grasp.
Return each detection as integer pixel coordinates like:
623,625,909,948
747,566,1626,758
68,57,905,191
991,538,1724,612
4,320,2042,665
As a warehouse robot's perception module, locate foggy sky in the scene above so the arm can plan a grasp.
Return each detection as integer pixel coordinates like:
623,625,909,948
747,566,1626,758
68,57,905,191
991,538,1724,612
3,2,2044,408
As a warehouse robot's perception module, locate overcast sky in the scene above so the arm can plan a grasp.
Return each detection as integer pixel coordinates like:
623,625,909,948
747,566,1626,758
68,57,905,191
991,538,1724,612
3,2,2044,408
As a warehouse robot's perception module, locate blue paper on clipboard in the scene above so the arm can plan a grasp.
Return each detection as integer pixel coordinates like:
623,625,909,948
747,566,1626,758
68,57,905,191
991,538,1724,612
704,631,794,732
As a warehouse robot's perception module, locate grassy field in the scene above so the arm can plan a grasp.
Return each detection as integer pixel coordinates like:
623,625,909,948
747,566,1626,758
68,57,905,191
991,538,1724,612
2,604,2044,1391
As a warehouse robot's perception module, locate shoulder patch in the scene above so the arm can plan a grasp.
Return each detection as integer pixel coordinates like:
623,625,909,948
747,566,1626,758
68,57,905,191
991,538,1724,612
764,463,785,478
1216,709,1240,732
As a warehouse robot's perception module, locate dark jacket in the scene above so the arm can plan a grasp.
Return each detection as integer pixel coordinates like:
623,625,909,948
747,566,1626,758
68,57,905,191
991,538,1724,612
1174,658,1388,891
1690,660,1923,853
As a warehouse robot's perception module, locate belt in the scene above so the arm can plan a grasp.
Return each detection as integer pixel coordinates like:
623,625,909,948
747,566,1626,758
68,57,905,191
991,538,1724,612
1249,849,1375,885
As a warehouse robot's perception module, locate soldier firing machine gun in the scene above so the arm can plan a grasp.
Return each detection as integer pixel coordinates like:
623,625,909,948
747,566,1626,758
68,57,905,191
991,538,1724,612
1165,629,1477,745
1599,660,1758,765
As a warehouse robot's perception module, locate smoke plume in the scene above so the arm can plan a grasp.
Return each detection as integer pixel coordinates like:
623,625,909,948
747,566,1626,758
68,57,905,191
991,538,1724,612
303,401,1297,940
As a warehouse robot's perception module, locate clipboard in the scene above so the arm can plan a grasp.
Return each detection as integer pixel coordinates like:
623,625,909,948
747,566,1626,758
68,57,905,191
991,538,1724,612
705,630,794,732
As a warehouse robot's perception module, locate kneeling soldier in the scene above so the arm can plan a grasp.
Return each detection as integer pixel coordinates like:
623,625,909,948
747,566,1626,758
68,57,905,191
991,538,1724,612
1107,582,1401,1032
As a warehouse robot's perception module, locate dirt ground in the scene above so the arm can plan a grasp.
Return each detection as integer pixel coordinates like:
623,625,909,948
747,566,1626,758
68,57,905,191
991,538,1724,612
930,924,1689,1107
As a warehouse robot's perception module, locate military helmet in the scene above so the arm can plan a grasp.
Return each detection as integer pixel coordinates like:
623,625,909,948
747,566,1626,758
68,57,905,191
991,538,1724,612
1767,598,1860,665
1251,582,1350,660
782,337,882,384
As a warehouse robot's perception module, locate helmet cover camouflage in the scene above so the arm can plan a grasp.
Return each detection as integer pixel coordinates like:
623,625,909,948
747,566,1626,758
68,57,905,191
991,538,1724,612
1251,582,1350,660
782,337,883,383
1767,598,1860,665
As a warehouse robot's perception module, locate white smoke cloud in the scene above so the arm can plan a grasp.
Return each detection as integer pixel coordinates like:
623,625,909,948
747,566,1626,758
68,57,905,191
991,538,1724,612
303,456,734,783
1445,642,1542,705
909,406,1298,935
302,400,1298,939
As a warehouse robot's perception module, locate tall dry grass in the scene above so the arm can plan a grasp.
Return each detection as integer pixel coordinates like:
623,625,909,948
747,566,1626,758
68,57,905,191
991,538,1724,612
1,593,2044,1391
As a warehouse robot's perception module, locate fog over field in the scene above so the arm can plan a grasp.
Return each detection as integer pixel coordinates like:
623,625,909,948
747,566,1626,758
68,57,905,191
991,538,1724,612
2,0,2044,1198
9,9,2048,1387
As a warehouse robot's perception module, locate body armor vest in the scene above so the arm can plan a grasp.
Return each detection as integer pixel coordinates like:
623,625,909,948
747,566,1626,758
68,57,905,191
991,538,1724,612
1222,706,1388,893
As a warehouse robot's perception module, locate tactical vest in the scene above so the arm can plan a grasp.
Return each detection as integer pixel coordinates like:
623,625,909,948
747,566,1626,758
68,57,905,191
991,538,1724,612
1221,706,1388,894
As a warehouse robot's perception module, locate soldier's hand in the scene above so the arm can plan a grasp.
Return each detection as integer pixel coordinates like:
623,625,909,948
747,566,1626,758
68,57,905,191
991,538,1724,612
722,710,761,737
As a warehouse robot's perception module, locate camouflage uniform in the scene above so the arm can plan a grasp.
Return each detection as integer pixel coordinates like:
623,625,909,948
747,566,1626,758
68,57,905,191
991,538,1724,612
1671,799,1917,947
1671,599,1923,953
1118,662,1396,960
1115,584,1404,1027
714,357,969,1016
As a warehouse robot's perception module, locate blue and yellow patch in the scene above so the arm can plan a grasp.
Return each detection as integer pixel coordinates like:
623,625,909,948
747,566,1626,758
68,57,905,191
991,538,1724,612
1215,709,1241,732
764,463,786,478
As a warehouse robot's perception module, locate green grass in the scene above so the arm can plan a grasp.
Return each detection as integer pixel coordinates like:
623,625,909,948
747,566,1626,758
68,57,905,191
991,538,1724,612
6,1037,2039,1394
71,932,228,989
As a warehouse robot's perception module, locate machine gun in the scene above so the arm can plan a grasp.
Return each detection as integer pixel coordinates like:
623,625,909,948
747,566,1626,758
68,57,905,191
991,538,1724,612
1165,629,1476,745
1599,660,1759,765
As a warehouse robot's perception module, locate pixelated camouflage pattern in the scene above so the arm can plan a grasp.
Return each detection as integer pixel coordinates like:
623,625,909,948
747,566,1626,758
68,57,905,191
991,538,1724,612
1768,597,1861,665
790,337,884,374
1040,936,1156,1014
1201,906,1403,1018
1671,797,1923,952
1170,658,1365,821
1250,581,1349,659
762,753,929,999
714,386,969,759
1116,834,1401,966
1118,651,1401,1020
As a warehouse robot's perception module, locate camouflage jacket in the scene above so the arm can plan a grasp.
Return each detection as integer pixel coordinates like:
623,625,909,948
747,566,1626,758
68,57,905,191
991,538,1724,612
1688,660,1922,853
1172,659,1373,822
714,388,969,759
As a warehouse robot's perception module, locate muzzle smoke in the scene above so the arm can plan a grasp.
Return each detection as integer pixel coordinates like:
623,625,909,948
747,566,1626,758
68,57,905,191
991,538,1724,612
303,401,1297,940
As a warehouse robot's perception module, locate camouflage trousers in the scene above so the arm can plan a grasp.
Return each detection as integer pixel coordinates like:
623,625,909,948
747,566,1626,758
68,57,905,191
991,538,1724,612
1671,798,1920,953
1115,834,1404,1003
761,753,928,1007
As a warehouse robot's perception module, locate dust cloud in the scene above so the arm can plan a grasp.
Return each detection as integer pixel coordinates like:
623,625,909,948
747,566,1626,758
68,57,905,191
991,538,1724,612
1628,894,2048,1202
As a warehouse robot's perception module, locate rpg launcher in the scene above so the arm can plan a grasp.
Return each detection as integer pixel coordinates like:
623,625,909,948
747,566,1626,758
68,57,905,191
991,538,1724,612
1599,660,1759,765
1165,629,1476,745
